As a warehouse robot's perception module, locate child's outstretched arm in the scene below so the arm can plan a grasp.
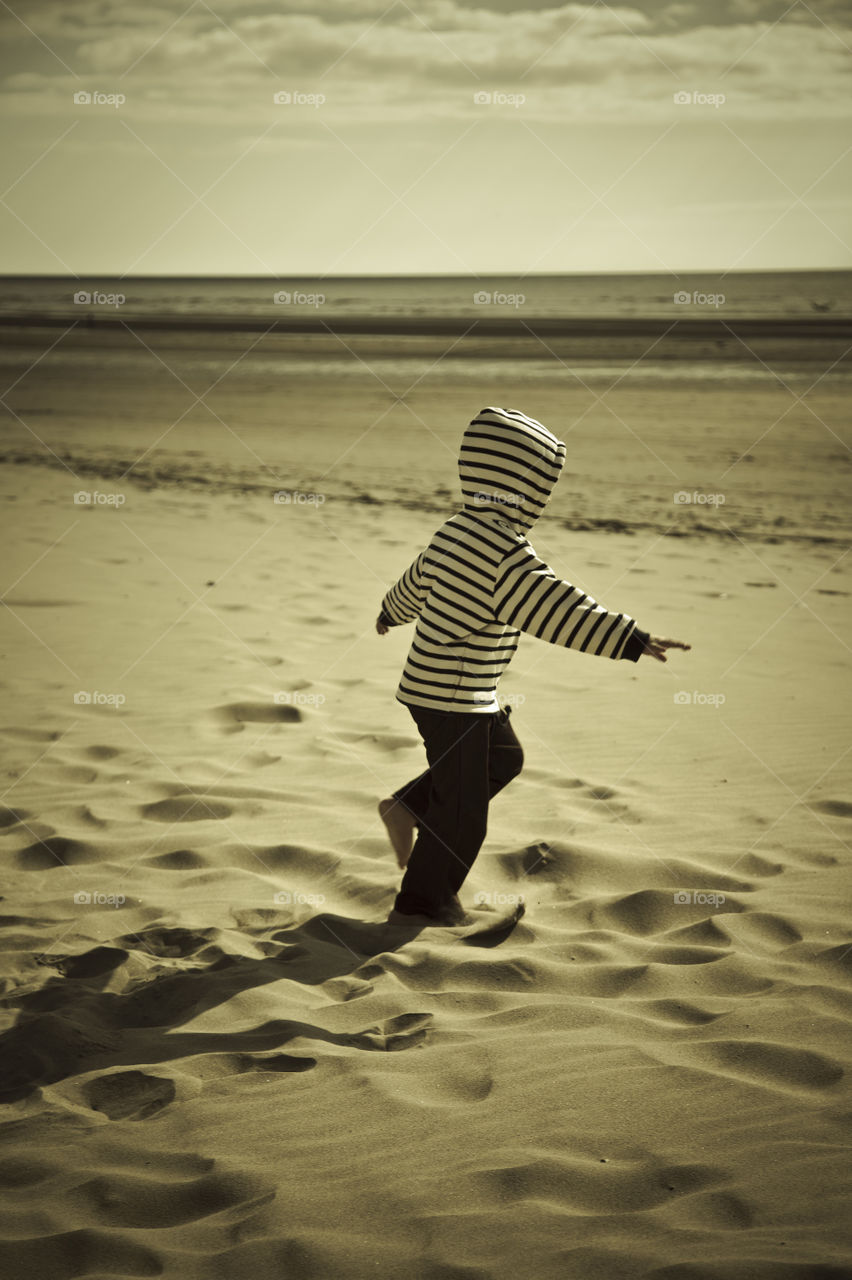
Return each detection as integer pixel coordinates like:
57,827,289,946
493,544,689,664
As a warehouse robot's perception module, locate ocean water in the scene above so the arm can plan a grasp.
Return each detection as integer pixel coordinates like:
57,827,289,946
0,271,849,322
1,272,849,388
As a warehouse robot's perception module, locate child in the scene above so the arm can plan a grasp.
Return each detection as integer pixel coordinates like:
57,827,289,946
376,407,690,926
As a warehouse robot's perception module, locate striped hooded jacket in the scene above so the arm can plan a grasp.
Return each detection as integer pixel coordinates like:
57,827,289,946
379,407,649,714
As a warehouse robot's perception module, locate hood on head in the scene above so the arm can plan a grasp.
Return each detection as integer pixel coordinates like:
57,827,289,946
459,407,566,533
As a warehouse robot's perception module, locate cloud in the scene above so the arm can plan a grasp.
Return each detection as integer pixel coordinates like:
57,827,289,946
1,2,849,139
0,5,848,274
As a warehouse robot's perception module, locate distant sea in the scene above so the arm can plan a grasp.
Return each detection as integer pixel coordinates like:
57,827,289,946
1,273,849,534
0,271,849,323
1,272,850,386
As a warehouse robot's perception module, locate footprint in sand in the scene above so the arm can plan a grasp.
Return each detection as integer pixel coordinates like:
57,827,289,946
0,805,29,830
725,911,802,950
323,976,376,1002
70,804,108,828
117,926,217,959
496,841,561,880
354,1012,433,1052
730,852,784,877
813,943,852,974
215,701,302,727
0,1157,56,1188
0,727,59,743
641,999,727,1026
244,750,282,768
661,918,731,948
808,798,852,818
0,913,61,939
592,889,746,938
443,955,543,993
468,1149,723,1215
665,1187,755,1231
205,1052,316,1078
143,848,208,870
579,784,639,820
84,1069,176,1121
377,1045,494,1107
51,946,128,980
15,835,99,870
664,1039,844,1095
230,907,285,930
666,863,754,895
42,761,99,785
72,1160,274,1230
0,1227,162,1278
140,795,232,822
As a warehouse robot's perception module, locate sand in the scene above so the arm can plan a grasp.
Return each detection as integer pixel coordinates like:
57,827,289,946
1,326,851,1279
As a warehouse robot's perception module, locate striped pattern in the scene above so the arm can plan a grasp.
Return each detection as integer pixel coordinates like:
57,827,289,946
380,407,642,713
459,406,566,533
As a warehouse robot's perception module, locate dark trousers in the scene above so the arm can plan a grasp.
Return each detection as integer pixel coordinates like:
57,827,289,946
392,703,524,917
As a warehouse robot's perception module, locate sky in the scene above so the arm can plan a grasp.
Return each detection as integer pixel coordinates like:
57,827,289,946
0,0,850,275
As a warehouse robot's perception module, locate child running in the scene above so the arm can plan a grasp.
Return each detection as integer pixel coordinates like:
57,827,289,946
376,407,690,926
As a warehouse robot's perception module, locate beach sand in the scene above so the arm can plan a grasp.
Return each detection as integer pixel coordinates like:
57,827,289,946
1,327,851,1278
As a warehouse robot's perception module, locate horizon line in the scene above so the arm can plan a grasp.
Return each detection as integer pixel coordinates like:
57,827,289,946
1,267,849,280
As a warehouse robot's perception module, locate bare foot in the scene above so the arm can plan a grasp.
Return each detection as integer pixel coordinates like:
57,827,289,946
386,897,471,927
378,797,416,868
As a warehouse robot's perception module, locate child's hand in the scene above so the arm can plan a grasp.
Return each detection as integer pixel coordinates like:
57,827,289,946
376,616,389,635
641,635,691,663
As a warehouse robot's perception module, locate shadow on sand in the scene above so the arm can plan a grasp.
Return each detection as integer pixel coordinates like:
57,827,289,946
0,907,521,1103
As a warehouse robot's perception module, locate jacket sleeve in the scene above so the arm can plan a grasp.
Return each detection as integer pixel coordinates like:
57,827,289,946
492,543,643,660
379,551,428,626
621,626,650,662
